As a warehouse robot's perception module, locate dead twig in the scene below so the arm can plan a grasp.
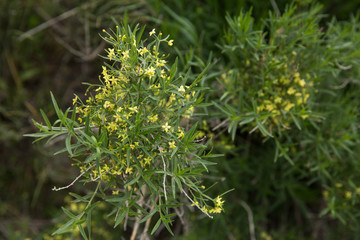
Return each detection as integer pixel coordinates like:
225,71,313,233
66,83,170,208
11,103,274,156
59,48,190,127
17,5,88,42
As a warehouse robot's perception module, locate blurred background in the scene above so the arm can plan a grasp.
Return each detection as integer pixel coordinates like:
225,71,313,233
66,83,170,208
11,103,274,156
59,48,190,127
1,0,360,239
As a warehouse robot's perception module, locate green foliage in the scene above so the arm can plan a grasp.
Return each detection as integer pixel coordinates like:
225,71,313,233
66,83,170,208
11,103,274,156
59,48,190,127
27,25,225,238
4,0,360,239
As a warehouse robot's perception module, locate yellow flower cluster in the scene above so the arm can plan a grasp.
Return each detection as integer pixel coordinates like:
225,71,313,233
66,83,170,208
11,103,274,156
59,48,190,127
193,195,225,215
71,27,198,188
323,183,360,202
257,56,313,130
222,54,313,133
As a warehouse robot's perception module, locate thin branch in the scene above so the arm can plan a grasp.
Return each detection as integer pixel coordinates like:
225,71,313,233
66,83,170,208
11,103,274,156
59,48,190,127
52,165,95,191
35,122,96,131
160,153,168,201
212,119,230,131
131,186,147,240
270,0,281,18
149,133,168,202
140,197,158,240
249,119,267,134
17,5,87,41
182,189,213,219
90,167,114,181
238,200,256,240
52,33,85,57
330,79,351,90
335,59,352,70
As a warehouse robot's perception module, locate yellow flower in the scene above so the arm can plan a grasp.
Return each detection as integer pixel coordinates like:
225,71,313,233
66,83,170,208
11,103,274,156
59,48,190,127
145,66,155,78
299,79,306,87
209,207,222,214
156,59,166,67
122,50,129,59
284,102,295,112
107,122,117,132
215,196,225,207
177,129,185,139
322,190,329,198
114,114,122,122
335,183,343,188
129,106,138,112
72,96,78,105
178,85,186,94
274,96,282,104
149,28,156,36
287,87,296,95
162,122,171,133
168,39,174,46
169,141,176,149
144,156,152,165
107,48,115,60
345,191,352,199
138,47,149,56
125,167,133,174
201,206,208,213
148,114,158,123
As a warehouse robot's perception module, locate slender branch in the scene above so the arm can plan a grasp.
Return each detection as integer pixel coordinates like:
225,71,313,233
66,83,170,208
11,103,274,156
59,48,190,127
182,189,213,219
90,167,114,181
140,196,158,240
212,119,230,131
238,200,256,240
17,5,87,41
35,121,96,131
130,186,147,240
335,59,352,70
249,119,267,134
160,153,168,201
149,133,168,202
52,165,95,191
270,0,281,18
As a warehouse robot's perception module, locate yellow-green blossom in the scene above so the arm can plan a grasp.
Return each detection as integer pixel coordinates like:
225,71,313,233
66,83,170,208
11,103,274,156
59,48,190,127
149,28,156,36
169,141,176,149
162,122,171,132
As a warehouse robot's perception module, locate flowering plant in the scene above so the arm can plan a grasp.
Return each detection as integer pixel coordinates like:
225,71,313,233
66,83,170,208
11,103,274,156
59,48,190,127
27,25,225,238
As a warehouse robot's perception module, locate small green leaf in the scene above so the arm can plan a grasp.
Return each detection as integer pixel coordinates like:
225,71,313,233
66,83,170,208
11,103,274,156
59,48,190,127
114,208,127,228
78,225,89,240
139,209,157,224
65,134,73,157
151,218,162,235
52,218,75,235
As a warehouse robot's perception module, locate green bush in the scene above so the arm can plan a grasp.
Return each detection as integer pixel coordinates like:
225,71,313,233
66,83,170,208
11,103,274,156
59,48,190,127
4,0,360,239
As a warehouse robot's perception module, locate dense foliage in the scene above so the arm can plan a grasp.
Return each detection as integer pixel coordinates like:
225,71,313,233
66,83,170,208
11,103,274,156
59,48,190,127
2,0,360,239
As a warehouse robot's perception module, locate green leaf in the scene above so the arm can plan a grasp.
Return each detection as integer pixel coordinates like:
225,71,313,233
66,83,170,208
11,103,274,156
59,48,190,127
171,177,176,199
114,208,127,228
78,225,89,240
151,218,162,235
255,118,273,137
65,134,73,157
61,207,76,219
161,217,174,236
52,218,75,235
139,209,157,224
40,109,52,130
50,91,63,119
